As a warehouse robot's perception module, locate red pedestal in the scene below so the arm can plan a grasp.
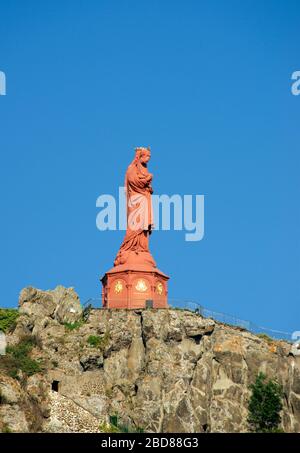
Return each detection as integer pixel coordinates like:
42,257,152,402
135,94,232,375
101,263,169,309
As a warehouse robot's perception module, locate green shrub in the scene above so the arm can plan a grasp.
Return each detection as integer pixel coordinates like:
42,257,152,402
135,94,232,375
257,333,274,344
87,335,102,347
87,331,110,351
109,414,118,427
248,372,283,432
99,422,121,433
0,309,19,333
6,336,37,356
64,320,84,331
0,335,42,378
108,414,144,433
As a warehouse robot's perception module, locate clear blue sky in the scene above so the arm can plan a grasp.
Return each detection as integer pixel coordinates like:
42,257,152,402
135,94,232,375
0,0,299,333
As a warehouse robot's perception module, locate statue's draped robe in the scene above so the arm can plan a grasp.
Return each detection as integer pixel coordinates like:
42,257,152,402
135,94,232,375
114,160,155,267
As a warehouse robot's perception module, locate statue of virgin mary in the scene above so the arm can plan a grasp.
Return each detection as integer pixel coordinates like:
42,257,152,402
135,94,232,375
114,147,156,268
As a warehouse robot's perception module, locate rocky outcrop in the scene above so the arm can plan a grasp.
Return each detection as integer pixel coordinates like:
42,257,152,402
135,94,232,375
0,373,49,433
0,286,299,433
18,286,82,328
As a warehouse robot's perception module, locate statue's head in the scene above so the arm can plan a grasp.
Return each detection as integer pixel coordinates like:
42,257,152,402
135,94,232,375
135,147,151,164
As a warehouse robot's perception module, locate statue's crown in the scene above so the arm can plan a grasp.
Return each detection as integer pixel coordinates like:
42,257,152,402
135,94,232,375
135,146,150,153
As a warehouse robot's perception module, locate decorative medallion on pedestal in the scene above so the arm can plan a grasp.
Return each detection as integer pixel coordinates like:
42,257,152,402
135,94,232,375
101,146,169,309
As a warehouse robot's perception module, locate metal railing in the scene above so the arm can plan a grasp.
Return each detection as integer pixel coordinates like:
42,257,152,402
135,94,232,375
83,298,292,342
173,300,292,342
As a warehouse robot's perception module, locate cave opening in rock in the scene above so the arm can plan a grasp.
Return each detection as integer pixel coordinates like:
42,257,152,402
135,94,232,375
51,380,60,392
193,334,202,345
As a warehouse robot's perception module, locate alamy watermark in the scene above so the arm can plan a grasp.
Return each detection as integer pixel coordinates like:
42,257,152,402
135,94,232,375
291,71,300,96
0,331,7,355
0,70,6,95
291,331,300,356
96,188,204,242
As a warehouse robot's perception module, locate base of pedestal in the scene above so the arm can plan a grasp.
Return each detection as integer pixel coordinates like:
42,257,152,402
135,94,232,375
100,264,169,309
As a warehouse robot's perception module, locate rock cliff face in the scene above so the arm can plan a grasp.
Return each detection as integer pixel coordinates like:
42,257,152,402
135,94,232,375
0,286,299,433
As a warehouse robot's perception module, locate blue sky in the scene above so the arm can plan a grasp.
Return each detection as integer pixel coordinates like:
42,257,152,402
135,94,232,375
0,0,299,333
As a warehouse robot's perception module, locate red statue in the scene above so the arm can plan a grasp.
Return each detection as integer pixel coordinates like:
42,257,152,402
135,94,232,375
114,147,156,268
101,147,169,309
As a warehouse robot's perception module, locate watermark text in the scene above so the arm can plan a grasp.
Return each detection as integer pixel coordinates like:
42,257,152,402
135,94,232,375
291,71,300,96
96,188,205,242
0,71,6,95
